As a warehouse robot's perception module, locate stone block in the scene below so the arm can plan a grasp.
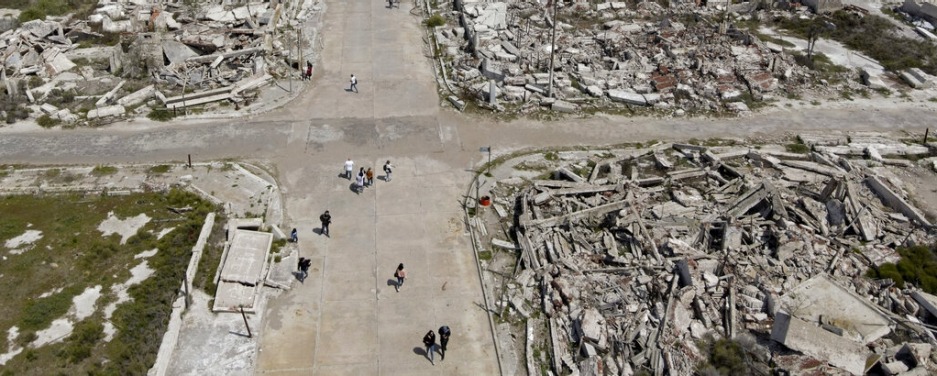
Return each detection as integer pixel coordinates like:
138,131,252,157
552,100,577,113
86,105,125,119
607,89,647,105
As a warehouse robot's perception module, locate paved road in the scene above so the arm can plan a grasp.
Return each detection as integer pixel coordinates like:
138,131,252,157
1,0,937,375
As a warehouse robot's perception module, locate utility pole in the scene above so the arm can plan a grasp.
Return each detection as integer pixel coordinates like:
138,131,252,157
546,0,558,98
298,28,304,78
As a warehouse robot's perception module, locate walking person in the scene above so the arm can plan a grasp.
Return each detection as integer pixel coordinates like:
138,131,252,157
366,167,374,186
357,167,365,187
438,325,451,360
383,160,393,182
290,228,298,243
297,257,311,282
319,210,331,237
355,172,364,194
344,158,354,180
349,74,358,93
394,263,407,292
422,330,437,365
305,62,313,81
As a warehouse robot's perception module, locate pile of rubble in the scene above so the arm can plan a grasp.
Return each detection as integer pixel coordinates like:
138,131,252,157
0,0,321,125
478,132,937,375
434,0,871,115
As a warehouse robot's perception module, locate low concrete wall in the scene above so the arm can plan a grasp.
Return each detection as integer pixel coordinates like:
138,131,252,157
147,212,216,376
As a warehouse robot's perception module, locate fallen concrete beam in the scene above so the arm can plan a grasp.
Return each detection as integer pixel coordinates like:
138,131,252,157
186,47,265,64
865,175,932,227
522,197,631,228
86,104,125,119
780,160,845,178
166,93,231,110
117,85,156,107
556,167,586,183
95,80,126,107
163,86,232,105
554,184,618,195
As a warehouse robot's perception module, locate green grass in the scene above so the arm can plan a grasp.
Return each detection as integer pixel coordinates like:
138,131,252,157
775,11,937,75
785,143,810,154
425,14,446,28
696,336,756,375
866,245,937,292
0,189,220,374
36,115,61,128
147,108,176,122
91,165,118,176
478,250,493,261
148,165,171,174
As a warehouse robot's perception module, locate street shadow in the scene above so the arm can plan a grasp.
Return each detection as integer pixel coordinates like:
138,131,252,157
293,271,306,283
229,331,252,338
314,228,322,235
349,183,361,194
386,279,397,287
413,347,425,356
337,172,346,179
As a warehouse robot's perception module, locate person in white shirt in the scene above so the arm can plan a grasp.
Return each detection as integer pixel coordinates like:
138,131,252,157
344,158,354,180
349,74,358,93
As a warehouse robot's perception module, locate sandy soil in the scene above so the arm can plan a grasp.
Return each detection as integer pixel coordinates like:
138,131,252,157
71,285,102,321
4,229,43,254
97,212,151,244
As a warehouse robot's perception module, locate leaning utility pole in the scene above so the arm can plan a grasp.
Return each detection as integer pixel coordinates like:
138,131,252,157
546,0,558,98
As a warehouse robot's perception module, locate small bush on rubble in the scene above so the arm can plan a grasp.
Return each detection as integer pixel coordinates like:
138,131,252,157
867,245,937,293
696,336,755,376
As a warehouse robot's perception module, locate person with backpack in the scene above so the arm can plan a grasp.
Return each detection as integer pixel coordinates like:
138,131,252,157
438,325,451,360
319,210,331,237
422,330,436,365
383,160,393,182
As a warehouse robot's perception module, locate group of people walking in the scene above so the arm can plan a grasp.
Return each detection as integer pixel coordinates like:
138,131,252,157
292,158,451,365
344,158,393,194
423,325,451,365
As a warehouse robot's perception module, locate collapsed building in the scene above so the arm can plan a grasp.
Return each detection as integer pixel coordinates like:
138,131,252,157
432,0,916,115
0,0,321,125
475,132,937,375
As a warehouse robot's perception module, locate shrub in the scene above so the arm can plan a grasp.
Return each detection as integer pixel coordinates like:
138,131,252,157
60,320,104,363
785,143,809,154
36,115,61,128
91,165,118,176
18,8,46,22
867,245,937,293
147,108,175,122
148,165,171,174
425,14,445,28
19,286,79,331
697,337,753,375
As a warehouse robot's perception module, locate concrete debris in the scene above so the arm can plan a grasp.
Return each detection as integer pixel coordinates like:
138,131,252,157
1,0,322,125
481,132,937,376
436,2,886,116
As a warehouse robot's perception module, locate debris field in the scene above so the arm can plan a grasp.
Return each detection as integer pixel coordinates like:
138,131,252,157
0,0,321,125
478,132,937,375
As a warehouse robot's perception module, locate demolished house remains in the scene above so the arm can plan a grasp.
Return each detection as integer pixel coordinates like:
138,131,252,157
473,132,937,375
1,0,321,125
430,0,936,115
